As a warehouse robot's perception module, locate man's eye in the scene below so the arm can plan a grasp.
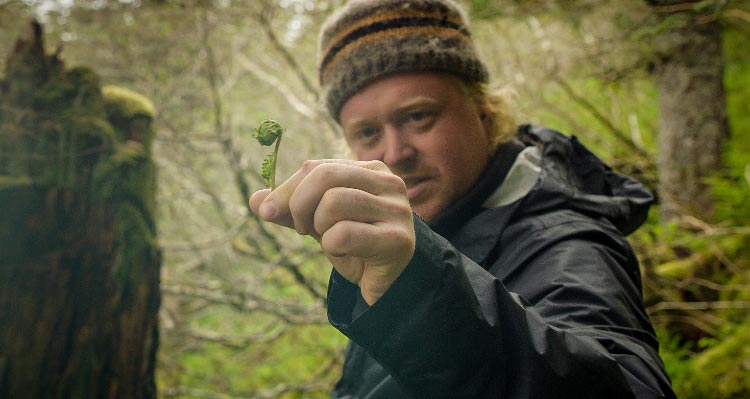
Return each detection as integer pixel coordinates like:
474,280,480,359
349,126,380,147
360,126,377,138
403,110,436,130
408,111,428,121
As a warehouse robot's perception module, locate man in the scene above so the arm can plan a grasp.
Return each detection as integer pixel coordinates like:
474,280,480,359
250,0,677,397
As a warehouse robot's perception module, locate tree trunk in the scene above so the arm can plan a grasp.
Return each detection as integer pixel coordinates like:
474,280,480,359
0,22,160,399
651,2,729,221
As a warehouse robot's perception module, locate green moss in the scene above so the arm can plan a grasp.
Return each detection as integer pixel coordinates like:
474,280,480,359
654,254,705,279
32,66,105,116
101,85,156,154
689,324,750,398
92,141,155,212
0,175,33,187
65,67,105,114
31,115,116,189
64,115,117,149
112,202,158,285
102,85,156,121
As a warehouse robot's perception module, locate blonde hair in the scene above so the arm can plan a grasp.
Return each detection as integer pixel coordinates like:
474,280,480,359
457,79,518,153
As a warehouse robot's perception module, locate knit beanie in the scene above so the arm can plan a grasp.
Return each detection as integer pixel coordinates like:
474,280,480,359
318,0,489,121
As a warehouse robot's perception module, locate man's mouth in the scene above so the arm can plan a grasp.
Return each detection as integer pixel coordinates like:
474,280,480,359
402,177,430,201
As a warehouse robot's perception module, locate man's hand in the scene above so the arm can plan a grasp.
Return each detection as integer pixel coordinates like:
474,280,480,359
249,159,416,305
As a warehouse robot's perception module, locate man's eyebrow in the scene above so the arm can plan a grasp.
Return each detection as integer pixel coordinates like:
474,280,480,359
343,97,440,133
394,96,439,112
342,118,371,135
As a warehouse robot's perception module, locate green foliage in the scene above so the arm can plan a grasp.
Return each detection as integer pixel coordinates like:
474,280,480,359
253,119,284,146
690,324,750,399
253,119,285,189
469,0,505,19
641,204,750,397
0,175,33,187
660,323,750,399
260,153,275,189
160,299,345,399
656,330,695,395
709,26,750,224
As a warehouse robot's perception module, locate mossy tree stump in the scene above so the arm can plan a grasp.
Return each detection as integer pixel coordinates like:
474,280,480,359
0,22,160,399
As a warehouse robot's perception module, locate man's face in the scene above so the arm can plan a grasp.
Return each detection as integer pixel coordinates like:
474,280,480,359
339,72,491,222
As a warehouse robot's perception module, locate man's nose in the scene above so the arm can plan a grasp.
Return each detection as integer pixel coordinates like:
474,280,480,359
381,125,416,167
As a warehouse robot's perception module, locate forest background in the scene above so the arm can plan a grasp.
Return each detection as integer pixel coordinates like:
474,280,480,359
0,0,748,398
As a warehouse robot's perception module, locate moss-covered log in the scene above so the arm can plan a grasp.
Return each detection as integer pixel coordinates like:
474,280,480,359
0,22,160,399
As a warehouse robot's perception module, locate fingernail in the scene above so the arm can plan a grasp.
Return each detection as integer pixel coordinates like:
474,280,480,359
259,201,277,220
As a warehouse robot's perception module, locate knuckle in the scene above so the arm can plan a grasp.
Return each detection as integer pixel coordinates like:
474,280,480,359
322,222,352,256
316,187,357,234
392,226,416,253
364,159,389,172
381,172,406,191
310,162,338,181
321,186,348,208
380,195,405,215
300,159,320,174
397,204,413,220
314,193,337,233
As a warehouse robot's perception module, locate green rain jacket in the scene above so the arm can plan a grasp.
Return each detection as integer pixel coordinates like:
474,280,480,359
328,125,676,399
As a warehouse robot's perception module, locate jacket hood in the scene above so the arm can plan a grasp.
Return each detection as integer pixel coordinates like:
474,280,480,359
430,124,653,243
429,124,654,266
515,124,654,236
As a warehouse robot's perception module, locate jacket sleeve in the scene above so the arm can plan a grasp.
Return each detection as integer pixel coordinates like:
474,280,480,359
327,214,676,399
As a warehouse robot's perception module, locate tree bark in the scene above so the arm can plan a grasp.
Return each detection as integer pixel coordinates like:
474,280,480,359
0,22,160,399
651,2,729,220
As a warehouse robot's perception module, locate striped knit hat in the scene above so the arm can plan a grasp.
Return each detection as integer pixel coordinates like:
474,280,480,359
318,0,489,121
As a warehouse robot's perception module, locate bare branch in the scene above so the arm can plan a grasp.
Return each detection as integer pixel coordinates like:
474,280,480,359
161,281,327,324
174,324,288,349
0,0,22,11
649,314,719,336
254,7,317,101
162,381,331,399
676,214,750,236
724,8,750,24
684,278,750,293
235,52,316,118
647,300,750,313
649,2,701,14
252,5,342,141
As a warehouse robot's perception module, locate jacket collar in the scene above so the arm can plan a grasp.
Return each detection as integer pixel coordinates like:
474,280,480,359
429,138,525,236
428,138,525,266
